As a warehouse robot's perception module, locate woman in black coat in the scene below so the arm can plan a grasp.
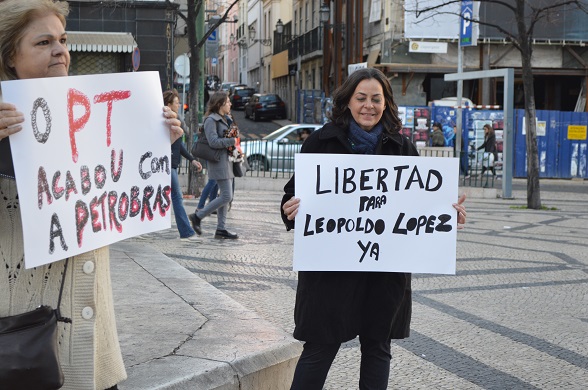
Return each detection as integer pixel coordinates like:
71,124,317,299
281,68,467,390
477,124,497,176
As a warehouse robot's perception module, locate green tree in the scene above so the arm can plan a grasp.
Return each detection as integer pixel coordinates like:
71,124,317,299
167,0,239,194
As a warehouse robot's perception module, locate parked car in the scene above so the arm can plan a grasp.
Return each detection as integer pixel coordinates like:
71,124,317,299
221,82,239,92
230,87,255,109
244,93,287,121
240,124,322,171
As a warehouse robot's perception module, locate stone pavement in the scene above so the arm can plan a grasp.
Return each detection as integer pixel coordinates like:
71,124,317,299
114,177,588,389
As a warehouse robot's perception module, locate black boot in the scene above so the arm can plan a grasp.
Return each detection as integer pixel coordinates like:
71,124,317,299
214,229,238,239
189,213,202,235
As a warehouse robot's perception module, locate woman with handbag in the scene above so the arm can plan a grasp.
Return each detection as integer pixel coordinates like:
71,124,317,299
189,91,240,239
0,1,184,389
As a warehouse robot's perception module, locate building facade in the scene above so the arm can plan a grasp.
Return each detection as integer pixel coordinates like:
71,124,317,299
67,1,178,92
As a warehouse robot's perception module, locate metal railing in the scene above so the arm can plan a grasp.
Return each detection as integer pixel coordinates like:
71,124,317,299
181,141,502,187
460,150,501,188
241,138,301,179
287,27,322,61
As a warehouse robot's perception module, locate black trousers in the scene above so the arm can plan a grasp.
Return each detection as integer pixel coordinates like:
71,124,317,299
290,336,392,390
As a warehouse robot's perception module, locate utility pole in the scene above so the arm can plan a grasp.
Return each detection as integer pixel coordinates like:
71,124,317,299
197,6,205,124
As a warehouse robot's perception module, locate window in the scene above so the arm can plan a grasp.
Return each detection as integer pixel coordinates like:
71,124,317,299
305,2,309,32
312,0,316,29
299,6,303,35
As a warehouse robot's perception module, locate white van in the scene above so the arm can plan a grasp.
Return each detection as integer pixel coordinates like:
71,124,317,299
430,97,476,107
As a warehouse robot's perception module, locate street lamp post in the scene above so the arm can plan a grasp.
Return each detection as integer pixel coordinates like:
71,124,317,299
248,24,272,93
248,25,272,46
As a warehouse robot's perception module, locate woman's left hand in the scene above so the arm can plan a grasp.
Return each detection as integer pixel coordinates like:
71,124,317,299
163,106,183,142
453,194,467,229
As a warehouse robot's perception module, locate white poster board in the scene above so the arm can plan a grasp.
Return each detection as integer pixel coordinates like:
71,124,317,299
293,154,459,274
2,72,171,268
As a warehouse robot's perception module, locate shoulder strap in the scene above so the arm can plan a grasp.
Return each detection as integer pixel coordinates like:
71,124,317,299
55,258,72,323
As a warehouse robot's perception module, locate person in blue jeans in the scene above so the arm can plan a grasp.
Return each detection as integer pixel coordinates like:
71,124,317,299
164,90,203,241
197,178,218,212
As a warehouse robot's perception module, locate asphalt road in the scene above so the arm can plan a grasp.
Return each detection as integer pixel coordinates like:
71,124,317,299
231,108,280,139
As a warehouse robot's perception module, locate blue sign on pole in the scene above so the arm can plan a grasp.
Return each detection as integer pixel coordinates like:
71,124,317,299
460,0,474,47
208,30,217,41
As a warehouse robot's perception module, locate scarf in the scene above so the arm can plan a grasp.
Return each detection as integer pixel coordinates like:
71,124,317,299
348,119,383,154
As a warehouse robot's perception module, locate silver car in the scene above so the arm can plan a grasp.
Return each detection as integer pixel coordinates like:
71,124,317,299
241,124,322,171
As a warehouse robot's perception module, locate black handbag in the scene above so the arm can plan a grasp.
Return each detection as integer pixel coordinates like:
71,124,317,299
0,258,71,390
191,118,222,162
0,137,15,179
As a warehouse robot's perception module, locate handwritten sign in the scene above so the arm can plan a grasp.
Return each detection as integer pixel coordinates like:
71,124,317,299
293,154,459,274
2,72,171,268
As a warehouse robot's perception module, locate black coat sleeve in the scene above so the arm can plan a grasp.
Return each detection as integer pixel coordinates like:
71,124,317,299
280,130,321,231
179,142,194,162
281,175,296,231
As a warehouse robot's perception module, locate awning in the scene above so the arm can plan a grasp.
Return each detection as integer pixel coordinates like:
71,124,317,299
66,31,137,53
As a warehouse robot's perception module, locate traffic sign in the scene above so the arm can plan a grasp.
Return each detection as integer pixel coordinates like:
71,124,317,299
132,47,140,71
174,54,190,77
460,0,478,47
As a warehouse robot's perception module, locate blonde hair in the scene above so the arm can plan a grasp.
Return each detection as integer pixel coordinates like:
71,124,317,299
0,0,70,81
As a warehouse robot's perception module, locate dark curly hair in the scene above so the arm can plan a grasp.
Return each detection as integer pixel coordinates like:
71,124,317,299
329,68,402,136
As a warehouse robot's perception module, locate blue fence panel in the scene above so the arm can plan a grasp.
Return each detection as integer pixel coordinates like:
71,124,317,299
514,109,525,177
560,111,588,178
514,109,588,179
536,110,559,178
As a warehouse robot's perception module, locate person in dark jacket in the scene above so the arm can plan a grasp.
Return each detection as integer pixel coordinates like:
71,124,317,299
164,90,203,241
431,122,445,146
477,123,497,176
281,68,467,390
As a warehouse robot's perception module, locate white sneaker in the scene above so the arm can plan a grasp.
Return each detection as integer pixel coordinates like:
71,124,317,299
181,234,202,243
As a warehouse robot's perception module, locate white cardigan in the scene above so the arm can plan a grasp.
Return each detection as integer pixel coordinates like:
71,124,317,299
0,178,127,389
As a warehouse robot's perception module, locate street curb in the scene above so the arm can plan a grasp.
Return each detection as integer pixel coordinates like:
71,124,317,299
112,242,302,390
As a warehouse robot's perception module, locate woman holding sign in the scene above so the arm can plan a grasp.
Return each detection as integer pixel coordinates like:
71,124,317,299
281,68,467,389
0,1,183,389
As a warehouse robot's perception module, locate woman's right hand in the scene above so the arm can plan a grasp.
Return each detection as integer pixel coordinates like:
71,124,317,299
282,196,300,221
0,103,24,141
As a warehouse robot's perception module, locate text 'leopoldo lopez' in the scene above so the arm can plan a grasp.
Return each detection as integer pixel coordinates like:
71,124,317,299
303,164,453,262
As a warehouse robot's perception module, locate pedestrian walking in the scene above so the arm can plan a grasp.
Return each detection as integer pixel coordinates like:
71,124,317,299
477,124,497,176
189,91,240,239
163,90,203,241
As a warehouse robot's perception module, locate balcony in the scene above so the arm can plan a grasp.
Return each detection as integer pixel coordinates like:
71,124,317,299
278,27,322,61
